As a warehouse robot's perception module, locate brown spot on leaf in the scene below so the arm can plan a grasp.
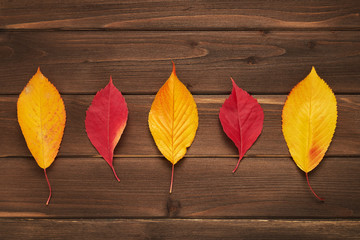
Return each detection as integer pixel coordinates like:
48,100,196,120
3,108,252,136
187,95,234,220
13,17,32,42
309,145,324,164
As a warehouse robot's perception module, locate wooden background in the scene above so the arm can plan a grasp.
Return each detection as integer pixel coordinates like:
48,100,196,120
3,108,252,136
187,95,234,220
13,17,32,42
1,1,360,239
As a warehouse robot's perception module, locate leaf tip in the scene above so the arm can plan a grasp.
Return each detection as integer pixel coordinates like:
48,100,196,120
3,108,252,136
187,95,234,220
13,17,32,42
230,77,237,88
108,76,116,88
309,66,318,77
35,67,44,79
171,61,176,76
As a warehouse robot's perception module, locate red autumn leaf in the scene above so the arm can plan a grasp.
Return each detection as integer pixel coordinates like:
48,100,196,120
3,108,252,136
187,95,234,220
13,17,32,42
85,77,128,181
219,78,264,173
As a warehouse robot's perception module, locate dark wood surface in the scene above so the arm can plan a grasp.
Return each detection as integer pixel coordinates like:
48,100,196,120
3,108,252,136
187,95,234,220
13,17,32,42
1,0,360,239
1,0,360,30
1,31,360,94
0,157,359,218
1,219,359,240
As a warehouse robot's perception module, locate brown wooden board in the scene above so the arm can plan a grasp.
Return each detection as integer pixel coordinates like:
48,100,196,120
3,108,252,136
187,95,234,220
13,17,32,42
1,0,360,30
0,219,359,240
1,31,360,94
0,157,359,218
1,95,359,157
1,0,360,237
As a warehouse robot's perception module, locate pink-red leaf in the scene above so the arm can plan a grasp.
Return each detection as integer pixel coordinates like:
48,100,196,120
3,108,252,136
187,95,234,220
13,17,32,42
85,77,128,181
219,78,264,173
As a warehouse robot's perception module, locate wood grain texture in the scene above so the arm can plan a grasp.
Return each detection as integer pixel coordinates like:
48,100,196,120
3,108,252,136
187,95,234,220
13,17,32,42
0,157,359,218
1,31,360,94
0,219,359,240
1,0,359,237
1,0,360,30
1,95,359,157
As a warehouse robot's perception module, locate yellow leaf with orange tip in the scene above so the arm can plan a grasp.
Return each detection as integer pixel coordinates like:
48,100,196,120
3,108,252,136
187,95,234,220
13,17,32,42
17,68,66,205
148,62,198,193
282,67,337,201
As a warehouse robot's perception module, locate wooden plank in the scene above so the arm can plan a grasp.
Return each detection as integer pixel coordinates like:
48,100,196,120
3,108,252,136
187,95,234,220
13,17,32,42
0,219,359,240
1,0,360,30
1,95,359,157
0,157,359,218
1,31,360,94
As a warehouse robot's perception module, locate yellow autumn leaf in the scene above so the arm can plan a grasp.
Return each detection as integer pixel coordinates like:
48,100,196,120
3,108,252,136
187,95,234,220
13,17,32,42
17,68,66,205
148,62,198,193
282,67,337,201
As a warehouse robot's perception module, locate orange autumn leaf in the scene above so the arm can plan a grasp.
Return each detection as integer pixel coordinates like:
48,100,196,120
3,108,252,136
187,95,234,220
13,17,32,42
282,67,337,201
148,62,198,193
17,68,66,205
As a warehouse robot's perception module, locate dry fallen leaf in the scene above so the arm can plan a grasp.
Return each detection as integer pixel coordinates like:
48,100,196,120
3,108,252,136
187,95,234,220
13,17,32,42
282,67,337,201
148,62,198,193
17,68,66,205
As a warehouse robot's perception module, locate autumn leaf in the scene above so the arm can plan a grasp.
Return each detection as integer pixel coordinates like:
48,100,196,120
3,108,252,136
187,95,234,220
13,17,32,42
148,62,198,193
282,67,337,201
219,78,264,173
85,77,128,182
17,68,66,205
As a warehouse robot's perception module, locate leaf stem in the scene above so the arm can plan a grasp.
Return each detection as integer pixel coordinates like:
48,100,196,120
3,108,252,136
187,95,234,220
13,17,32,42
306,172,324,201
169,164,174,194
44,168,51,205
110,165,120,182
232,157,242,173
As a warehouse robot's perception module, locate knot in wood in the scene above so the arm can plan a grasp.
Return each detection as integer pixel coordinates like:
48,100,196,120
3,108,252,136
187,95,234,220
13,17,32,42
167,197,181,217
245,56,258,65
307,41,317,49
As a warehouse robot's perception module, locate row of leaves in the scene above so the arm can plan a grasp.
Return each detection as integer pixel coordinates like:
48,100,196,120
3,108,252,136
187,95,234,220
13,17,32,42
17,62,337,205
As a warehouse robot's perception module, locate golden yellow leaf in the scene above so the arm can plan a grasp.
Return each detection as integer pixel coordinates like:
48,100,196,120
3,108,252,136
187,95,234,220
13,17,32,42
17,68,66,205
282,67,337,201
148,62,198,193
